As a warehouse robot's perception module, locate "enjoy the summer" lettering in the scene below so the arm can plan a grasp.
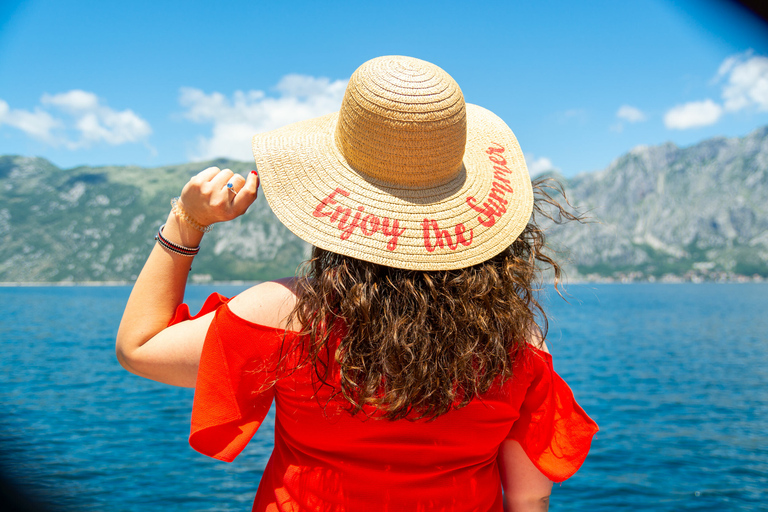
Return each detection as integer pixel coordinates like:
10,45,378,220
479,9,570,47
465,143,516,227
421,219,473,252
313,188,405,251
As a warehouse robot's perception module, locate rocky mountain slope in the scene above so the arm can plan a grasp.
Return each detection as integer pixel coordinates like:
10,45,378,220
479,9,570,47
1,126,766,283
551,125,768,281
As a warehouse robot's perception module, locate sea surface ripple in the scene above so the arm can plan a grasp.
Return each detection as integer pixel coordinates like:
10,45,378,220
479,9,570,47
0,283,766,511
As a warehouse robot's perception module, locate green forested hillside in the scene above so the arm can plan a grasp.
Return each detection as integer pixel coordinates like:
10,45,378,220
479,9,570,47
0,157,309,282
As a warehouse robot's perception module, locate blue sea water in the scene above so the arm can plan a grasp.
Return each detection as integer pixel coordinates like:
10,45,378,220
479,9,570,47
0,283,766,511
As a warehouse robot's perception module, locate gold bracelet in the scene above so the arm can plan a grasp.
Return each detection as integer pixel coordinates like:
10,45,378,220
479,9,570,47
170,197,212,233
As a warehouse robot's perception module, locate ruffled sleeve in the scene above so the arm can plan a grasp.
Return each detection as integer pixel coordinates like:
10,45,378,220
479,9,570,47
507,349,598,482
167,292,230,326
171,294,287,462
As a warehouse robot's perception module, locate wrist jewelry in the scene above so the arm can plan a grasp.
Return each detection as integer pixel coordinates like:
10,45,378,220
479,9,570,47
171,197,212,233
155,224,200,257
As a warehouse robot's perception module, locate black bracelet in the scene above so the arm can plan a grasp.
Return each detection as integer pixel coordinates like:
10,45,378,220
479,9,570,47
155,224,200,257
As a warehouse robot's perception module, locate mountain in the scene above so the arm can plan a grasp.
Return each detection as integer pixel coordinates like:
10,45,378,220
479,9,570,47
0,157,310,283
0,126,766,283
547,125,768,281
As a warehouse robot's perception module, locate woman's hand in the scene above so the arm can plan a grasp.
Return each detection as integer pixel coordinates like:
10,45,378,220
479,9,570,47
116,166,260,387
178,167,260,227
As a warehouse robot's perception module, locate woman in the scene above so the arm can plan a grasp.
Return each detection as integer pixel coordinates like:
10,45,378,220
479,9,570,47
117,55,597,512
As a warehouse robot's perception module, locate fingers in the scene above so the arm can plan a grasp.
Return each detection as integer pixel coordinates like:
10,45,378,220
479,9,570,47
232,170,260,215
210,168,235,191
194,166,222,182
179,167,259,226
225,174,246,194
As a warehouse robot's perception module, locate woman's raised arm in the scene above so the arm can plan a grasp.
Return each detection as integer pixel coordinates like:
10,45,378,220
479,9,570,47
115,167,259,387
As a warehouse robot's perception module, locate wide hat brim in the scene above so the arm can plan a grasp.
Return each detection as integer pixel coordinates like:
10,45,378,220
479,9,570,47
252,103,533,271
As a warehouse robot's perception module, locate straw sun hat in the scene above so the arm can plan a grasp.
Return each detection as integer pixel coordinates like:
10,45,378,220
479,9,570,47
252,55,533,271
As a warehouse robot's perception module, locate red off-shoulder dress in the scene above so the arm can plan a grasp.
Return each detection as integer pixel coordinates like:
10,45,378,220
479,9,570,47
171,294,598,512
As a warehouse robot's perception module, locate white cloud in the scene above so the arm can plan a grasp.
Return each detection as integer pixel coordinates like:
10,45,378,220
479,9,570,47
661,52,768,131
664,99,723,130
74,107,151,146
718,53,768,112
0,90,151,148
0,99,61,142
612,105,647,133
716,53,743,81
41,90,100,113
43,90,151,147
616,105,646,123
524,153,558,176
180,74,348,161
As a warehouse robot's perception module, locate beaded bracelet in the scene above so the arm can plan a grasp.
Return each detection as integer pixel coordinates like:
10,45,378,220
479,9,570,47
170,197,212,233
155,224,200,257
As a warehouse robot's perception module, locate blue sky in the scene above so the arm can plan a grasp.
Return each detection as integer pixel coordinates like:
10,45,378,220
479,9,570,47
1,0,767,177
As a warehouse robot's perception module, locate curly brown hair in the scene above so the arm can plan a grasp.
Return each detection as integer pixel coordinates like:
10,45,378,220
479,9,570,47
283,177,582,421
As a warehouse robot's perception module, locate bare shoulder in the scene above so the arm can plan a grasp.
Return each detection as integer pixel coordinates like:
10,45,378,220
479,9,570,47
226,277,302,330
526,324,550,354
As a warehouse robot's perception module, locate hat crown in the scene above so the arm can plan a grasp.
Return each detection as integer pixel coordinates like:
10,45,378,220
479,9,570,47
335,56,467,188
